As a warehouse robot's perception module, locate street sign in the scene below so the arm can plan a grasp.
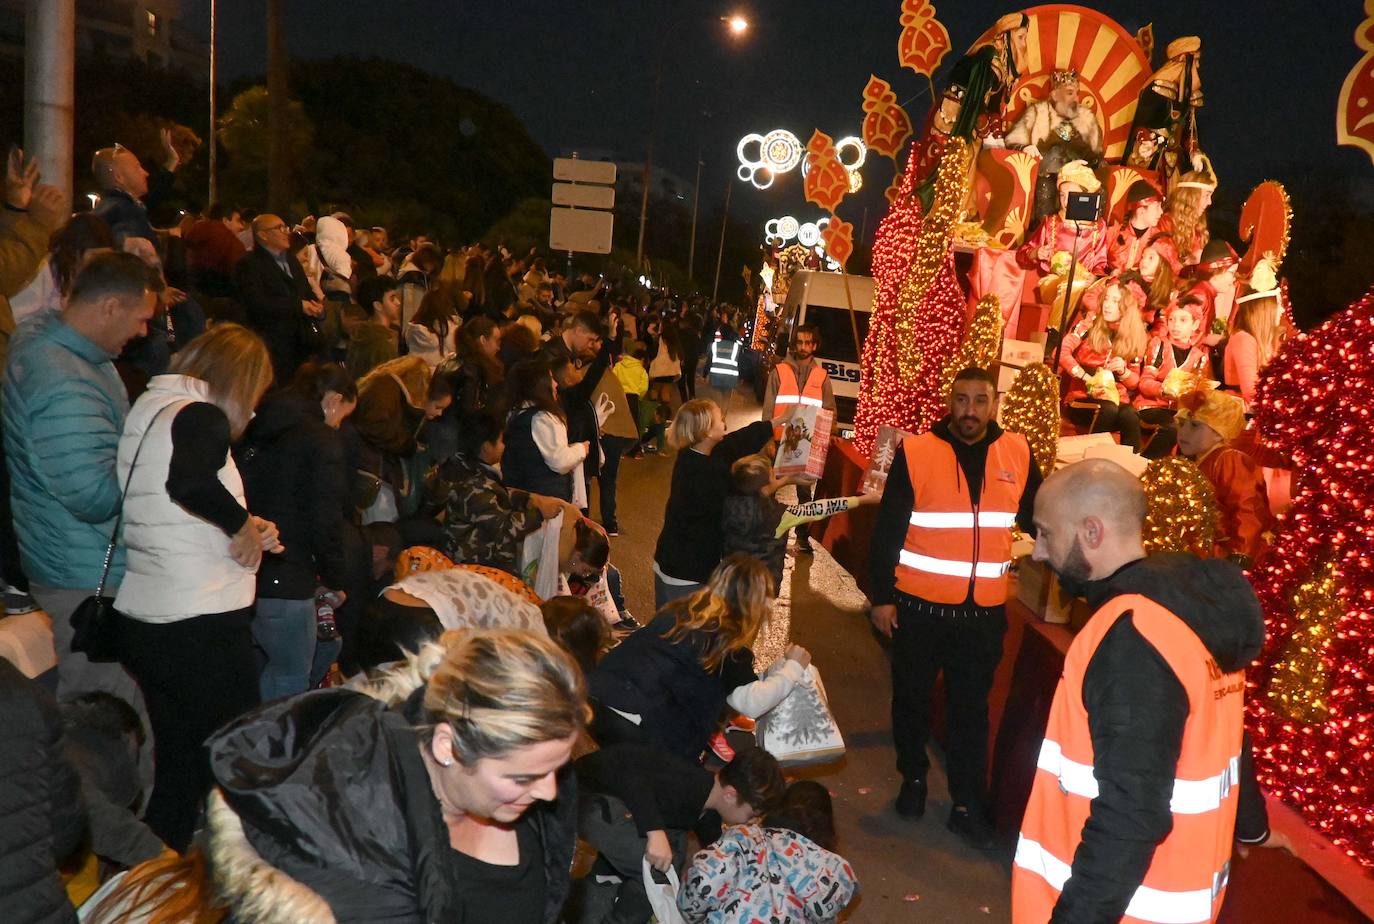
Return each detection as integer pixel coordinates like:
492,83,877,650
553,158,617,185
552,182,615,209
550,207,614,254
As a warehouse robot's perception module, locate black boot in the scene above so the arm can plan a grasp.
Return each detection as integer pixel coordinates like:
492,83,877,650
895,778,927,819
947,805,997,850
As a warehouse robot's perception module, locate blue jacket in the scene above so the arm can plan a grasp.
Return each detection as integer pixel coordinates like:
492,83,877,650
3,313,130,589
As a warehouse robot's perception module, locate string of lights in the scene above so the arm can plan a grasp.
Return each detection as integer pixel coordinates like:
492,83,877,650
999,362,1061,478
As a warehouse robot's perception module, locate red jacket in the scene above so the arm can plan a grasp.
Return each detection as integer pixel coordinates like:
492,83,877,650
1197,445,1273,565
1057,316,1142,404
1135,336,1211,409
1016,216,1109,276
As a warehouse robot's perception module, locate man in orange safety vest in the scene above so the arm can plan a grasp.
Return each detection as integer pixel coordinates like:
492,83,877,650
762,324,834,553
1014,459,1264,923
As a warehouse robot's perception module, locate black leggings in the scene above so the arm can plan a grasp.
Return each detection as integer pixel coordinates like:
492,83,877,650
1139,407,1178,458
1081,399,1142,450
121,608,260,852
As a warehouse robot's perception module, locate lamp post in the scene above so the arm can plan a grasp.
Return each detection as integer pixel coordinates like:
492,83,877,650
634,12,749,271
208,0,217,205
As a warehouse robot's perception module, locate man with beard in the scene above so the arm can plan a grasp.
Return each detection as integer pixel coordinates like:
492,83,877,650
762,324,834,553
868,367,1041,848
1005,70,1105,222
1011,459,1263,924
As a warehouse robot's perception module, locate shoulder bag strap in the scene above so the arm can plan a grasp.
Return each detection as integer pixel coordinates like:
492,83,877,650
94,403,177,598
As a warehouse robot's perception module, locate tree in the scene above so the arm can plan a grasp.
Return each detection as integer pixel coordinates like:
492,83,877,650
217,86,313,209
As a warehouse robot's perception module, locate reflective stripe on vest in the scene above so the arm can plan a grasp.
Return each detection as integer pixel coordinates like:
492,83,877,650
774,395,824,407
898,550,1011,579
1036,739,1242,815
1015,836,1228,924
909,511,1018,529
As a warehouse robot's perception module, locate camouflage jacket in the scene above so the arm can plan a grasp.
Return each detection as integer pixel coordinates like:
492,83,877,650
431,453,545,574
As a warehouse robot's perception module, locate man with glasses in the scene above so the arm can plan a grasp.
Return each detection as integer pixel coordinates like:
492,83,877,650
234,214,322,382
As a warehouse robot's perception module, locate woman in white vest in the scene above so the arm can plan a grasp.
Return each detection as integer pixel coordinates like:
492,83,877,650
115,324,277,854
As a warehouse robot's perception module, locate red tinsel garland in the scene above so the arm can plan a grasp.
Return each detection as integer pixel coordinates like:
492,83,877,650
1248,289,1374,867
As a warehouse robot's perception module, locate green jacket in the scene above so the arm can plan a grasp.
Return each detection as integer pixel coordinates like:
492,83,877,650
346,320,399,380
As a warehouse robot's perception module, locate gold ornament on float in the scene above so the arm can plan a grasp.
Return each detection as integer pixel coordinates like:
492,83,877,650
1000,362,1060,478
1141,457,1218,555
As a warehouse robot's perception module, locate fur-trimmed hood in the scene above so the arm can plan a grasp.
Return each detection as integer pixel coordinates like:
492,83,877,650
203,649,578,924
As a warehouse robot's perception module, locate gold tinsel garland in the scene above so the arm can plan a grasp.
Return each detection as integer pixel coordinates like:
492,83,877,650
943,294,1004,398
1000,362,1060,477
895,137,973,383
1141,457,1218,555
1267,557,1339,725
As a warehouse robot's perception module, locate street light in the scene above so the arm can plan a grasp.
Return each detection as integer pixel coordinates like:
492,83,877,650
724,14,749,35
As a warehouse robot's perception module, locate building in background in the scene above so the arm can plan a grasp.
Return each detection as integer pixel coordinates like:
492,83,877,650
0,0,206,75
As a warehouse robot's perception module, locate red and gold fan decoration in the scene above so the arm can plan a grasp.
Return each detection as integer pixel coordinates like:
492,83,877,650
974,4,1153,160
861,76,914,160
804,130,851,214
898,0,952,79
1337,0,1374,165
821,217,855,268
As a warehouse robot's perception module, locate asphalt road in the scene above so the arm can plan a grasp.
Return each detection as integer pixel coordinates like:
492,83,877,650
596,397,1014,922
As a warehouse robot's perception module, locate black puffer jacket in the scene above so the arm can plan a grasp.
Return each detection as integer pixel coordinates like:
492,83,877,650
235,389,354,599
0,658,86,924
1051,553,1265,924
206,679,577,924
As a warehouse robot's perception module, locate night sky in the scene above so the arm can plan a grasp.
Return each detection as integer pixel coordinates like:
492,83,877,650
180,1,1373,238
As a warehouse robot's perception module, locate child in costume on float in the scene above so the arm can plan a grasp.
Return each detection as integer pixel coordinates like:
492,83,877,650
1016,159,1110,322
1057,278,1150,450
1174,384,1275,570
1134,295,1212,458
1107,180,1167,273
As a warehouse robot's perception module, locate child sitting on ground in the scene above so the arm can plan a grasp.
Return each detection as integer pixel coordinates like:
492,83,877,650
678,778,858,923
722,454,878,592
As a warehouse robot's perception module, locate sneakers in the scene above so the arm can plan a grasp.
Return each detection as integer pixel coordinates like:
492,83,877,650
603,522,621,537
610,614,640,635
3,585,37,616
895,778,927,819
707,730,736,763
794,538,814,555
947,805,997,850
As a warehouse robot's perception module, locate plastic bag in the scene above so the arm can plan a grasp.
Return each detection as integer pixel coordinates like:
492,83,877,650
642,857,687,924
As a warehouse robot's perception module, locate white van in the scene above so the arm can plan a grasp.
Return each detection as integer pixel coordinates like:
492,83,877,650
773,271,875,430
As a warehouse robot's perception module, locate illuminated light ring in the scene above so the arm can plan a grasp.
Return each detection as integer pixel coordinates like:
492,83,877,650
834,136,867,171
736,133,766,166
777,216,800,240
760,130,803,173
797,222,822,247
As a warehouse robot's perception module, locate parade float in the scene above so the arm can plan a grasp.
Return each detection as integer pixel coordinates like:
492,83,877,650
807,2,1374,912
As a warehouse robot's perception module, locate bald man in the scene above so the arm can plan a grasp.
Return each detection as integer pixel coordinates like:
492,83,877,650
1011,460,1264,924
91,132,180,252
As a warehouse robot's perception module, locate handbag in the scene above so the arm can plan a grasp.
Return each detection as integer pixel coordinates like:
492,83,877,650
756,664,846,766
641,857,687,924
70,406,174,663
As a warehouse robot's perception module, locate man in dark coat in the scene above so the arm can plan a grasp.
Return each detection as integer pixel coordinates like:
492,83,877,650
234,213,323,384
0,657,87,924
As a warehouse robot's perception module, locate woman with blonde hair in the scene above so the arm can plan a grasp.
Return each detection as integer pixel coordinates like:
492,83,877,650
114,324,279,853
85,629,586,924
651,399,774,607
590,554,811,762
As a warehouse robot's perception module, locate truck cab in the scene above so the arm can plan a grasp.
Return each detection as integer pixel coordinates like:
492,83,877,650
773,271,874,432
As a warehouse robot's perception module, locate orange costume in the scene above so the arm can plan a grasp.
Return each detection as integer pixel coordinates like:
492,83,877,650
1177,387,1274,566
